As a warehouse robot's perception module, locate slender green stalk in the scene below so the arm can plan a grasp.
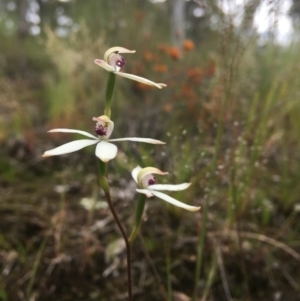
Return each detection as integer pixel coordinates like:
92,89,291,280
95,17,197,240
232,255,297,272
166,255,172,301
129,194,146,243
98,71,133,299
104,73,116,117
230,168,250,299
192,117,223,300
202,252,217,300
193,23,242,296
26,236,49,300
98,160,132,301
98,159,107,177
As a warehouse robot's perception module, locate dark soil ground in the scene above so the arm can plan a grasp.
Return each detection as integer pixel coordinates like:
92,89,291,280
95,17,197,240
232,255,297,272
1,142,300,301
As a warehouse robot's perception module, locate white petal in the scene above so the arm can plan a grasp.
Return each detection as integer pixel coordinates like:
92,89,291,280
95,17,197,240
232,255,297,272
148,190,200,212
95,141,118,162
109,137,165,144
150,183,191,191
136,188,153,198
114,72,166,89
48,128,98,139
131,166,142,183
94,59,115,72
42,140,99,157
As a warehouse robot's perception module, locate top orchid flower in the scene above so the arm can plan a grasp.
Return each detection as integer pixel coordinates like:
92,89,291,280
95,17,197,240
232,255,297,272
42,115,165,163
132,166,201,212
94,47,167,89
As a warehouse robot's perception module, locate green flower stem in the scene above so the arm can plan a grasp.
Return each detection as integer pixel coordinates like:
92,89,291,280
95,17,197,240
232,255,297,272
98,159,107,177
129,193,146,243
104,72,116,118
98,160,132,301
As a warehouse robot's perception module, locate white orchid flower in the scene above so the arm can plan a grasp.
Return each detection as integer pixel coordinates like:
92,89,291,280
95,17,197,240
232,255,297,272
42,115,165,162
94,46,167,89
131,166,200,212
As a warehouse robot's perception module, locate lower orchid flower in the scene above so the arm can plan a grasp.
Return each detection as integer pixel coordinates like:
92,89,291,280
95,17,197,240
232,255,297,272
42,115,165,162
94,46,167,89
131,166,201,212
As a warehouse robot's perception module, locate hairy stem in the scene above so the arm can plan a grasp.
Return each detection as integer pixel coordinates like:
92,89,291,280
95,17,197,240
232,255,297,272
103,185,132,301
98,161,132,301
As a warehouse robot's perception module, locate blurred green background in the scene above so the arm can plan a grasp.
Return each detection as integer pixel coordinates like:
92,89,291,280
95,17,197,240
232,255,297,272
1,0,300,300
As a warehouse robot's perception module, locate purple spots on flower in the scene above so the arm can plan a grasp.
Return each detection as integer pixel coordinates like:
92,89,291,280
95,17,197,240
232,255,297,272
148,177,156,186
108,53,126,71
116,56,125,68
94,123,107,137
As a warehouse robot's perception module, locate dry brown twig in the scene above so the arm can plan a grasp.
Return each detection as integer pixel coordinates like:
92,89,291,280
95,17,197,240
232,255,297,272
210,230,300,262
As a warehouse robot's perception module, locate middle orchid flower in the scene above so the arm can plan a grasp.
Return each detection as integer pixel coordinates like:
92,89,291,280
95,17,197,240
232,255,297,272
42,115,165,162
132,166,201,212
94,47,167,89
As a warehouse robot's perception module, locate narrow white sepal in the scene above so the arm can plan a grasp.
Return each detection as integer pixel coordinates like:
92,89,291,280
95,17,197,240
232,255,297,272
149,183,191,191
114,72,165,89
94,59,115,72
148,190,200,212
42,139,99,157
131,166,142,183
109,137,165,144
136,188,153,198
95,141,118,162
48,129,98,140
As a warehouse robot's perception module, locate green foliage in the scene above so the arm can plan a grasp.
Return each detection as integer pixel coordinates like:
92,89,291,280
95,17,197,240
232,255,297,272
0,152,16,183
0,288,7,301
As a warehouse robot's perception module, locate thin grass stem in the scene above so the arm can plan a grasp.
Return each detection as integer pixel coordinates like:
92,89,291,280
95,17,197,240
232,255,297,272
26,236,49,300
193,112,224,300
